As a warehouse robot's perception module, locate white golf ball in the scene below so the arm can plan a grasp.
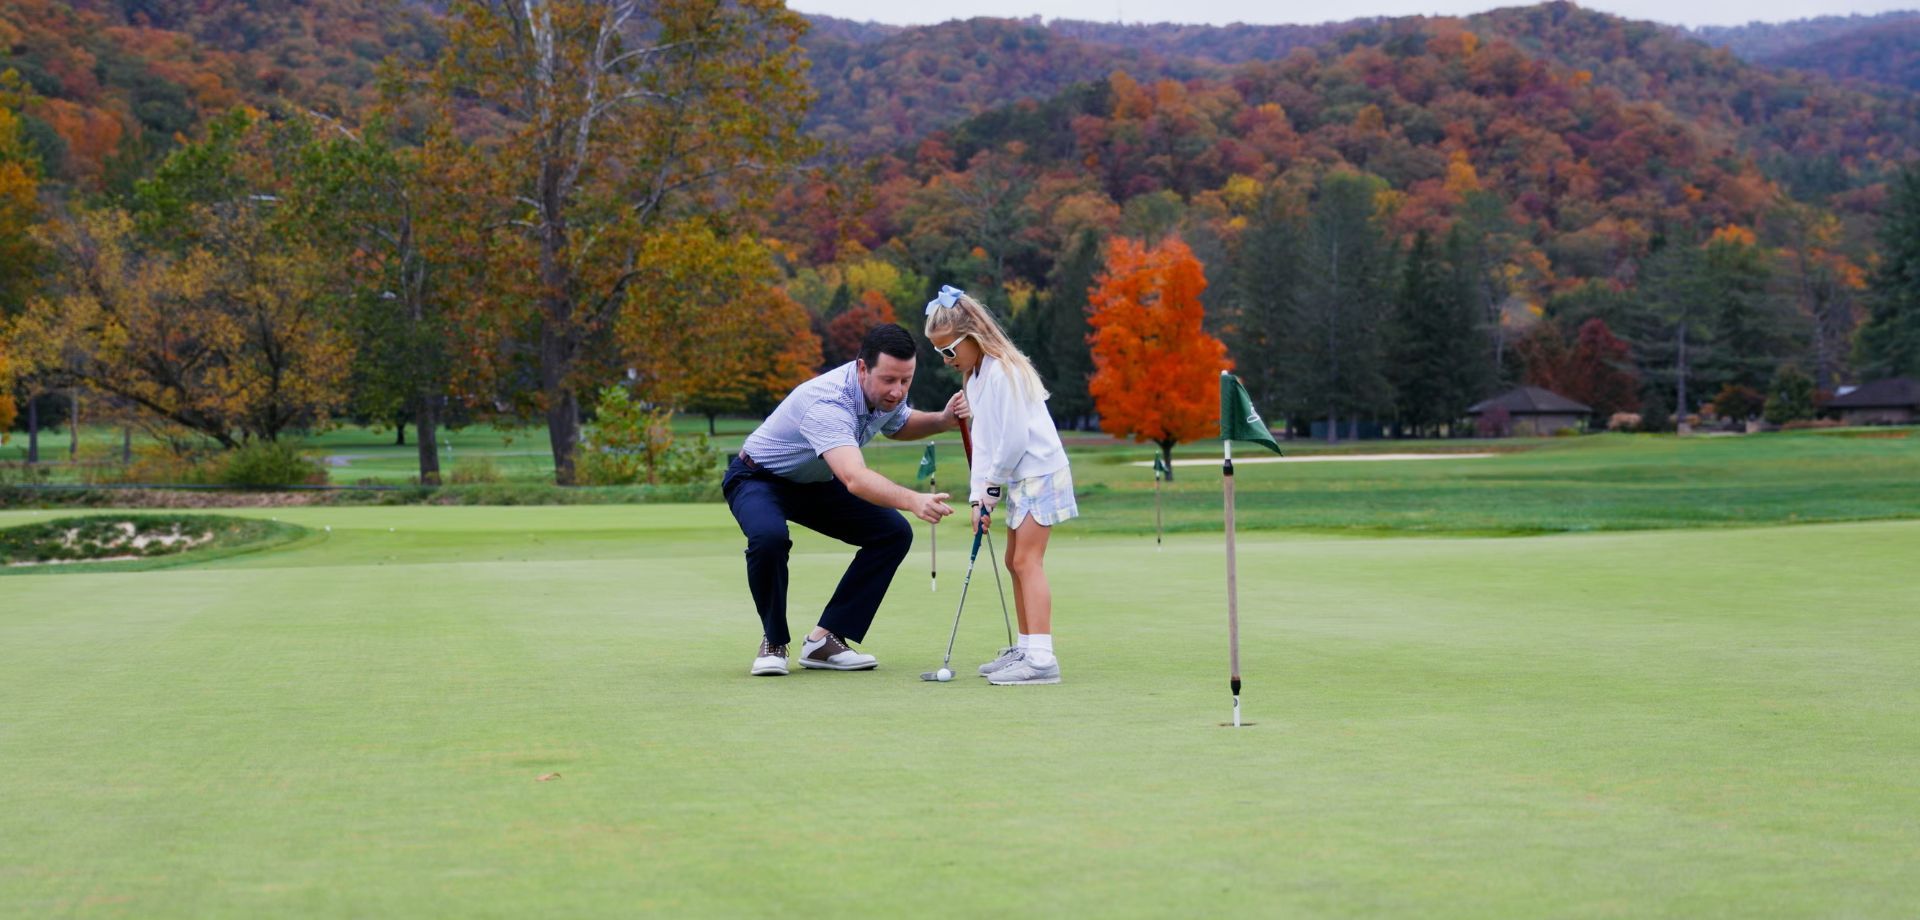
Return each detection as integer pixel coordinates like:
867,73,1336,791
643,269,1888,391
936,668,953,682
324,525,331,532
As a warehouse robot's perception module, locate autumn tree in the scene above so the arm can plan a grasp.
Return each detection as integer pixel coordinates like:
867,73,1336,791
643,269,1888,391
437,0,813,484
900,145,1040,292
615,222,819,434
0,73,42,317
277,105,462,482
824,290,897,368
9,114,351,446
1515,321,1575,393
1087,235,1229,479
1564,318,1642,420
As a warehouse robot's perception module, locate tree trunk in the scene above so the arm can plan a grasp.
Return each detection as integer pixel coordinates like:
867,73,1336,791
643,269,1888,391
69,389,79,459
395,420,407,447
1325,408,1338,444
26,396,38,464
541,322,580,486
1675,324,1690,430
538,149,580,486
1158,440,1175,482
707,413,717,436
415,393,441,486
122,425,132,464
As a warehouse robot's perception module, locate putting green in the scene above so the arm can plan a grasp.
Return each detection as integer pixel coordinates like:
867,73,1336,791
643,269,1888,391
1,505,1915,916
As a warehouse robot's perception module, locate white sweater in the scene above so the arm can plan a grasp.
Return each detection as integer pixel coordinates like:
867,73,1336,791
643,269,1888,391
965,355,1069,503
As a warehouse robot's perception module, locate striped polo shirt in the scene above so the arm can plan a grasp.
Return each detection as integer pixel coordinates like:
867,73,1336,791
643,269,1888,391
739,361,913,483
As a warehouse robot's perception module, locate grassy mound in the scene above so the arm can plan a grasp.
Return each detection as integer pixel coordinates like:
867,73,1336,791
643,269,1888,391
0,514,307,571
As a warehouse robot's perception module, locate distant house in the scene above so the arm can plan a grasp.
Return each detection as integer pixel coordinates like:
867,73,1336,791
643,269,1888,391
1467,386,1592,436
1824,377,1919,425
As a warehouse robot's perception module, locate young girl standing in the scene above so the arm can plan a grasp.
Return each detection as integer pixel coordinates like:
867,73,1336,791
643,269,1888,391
923,285,1077,685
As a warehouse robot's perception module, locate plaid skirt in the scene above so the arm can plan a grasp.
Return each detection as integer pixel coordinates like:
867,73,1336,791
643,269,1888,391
1004,466,1079,529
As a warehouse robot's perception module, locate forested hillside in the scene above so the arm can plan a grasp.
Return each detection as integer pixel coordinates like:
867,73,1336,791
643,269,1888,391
5,0,1920,477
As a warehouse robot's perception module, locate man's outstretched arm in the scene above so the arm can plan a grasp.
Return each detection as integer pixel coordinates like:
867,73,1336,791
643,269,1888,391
888,390,968,441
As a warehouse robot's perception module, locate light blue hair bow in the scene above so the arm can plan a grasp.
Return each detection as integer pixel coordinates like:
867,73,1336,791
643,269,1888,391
924,285,964,316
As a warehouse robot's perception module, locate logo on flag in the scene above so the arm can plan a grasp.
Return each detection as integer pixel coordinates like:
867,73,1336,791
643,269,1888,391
1220,371,1283,456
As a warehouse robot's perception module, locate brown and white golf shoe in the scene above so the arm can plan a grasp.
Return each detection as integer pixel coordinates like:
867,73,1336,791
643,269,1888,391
797,632,878,671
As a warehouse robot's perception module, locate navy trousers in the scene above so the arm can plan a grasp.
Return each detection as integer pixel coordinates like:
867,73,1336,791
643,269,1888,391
722,455,913,647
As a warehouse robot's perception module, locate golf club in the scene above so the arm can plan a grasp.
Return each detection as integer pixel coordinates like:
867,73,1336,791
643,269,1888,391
982,525,1013,648
922,507,989,682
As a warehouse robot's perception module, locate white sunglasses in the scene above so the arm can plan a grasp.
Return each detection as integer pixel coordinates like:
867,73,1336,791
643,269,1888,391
934,333,973,360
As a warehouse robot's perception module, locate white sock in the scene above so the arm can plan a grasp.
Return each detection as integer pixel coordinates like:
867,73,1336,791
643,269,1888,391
1028,634,1055,665
1017,634,1030,651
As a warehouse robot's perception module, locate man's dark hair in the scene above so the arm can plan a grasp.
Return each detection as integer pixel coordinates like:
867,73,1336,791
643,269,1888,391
859,323,917,368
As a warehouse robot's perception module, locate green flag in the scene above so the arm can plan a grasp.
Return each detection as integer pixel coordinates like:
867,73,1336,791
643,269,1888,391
1220,372,1283,456
916,443,937,482
1152,452,1169,478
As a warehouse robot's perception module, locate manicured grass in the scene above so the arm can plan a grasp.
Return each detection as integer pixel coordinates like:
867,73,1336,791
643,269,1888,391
1065,430,1920,535
1,505,1916,916
15,427,1920,538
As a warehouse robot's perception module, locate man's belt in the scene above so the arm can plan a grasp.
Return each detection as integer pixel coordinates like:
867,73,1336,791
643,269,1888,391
738,451,762,469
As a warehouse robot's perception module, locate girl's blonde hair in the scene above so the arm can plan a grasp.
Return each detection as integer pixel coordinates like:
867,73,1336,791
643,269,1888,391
925,292,1049,403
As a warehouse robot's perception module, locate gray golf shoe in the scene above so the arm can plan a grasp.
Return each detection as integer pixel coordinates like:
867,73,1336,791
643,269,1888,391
977,646,1021,677
987,656,1060,685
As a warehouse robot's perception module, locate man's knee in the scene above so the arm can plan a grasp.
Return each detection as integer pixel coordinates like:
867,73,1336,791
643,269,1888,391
867,513,913,558
744,523,792,559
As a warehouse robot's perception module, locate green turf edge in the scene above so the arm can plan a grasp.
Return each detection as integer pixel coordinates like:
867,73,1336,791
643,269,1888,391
0,515,317,577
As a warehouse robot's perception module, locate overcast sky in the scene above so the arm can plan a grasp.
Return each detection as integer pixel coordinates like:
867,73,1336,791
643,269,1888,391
786,0,1918,30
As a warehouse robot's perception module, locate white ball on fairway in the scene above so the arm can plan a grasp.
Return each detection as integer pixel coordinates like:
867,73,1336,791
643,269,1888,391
936,668,953,682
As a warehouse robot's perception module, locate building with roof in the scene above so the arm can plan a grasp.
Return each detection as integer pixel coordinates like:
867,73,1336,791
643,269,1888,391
1467,386,1592,436
1823,377,1919,425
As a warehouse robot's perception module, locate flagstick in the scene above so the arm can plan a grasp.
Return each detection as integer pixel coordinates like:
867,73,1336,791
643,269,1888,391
1154,461,1164,548
930,468,938,592
1225,437,1241,727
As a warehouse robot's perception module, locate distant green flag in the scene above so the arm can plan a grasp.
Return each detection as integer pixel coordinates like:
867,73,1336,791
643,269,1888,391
916,443,937,482
1220,372,1283,456
1152,452,1169,478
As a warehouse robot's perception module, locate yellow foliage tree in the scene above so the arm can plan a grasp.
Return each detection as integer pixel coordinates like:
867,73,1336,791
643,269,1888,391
12,205,350,447
438,0,814,484
615,223,819,434
0,72,42,315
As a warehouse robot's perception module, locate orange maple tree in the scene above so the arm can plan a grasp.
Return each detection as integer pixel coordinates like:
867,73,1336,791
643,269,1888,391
1086,236,1229,479
825,290,899,368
